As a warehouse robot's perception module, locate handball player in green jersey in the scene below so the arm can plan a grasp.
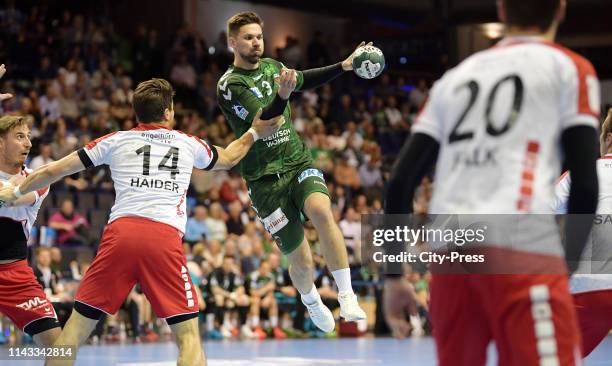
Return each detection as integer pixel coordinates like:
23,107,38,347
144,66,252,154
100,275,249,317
217,12,367,332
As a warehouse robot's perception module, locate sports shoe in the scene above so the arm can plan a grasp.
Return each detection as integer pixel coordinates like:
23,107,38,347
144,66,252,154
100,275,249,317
303,298,335,333
272,327,287,339
204,329,223,340
240,325,255,339
338,291,367,321
253,326,267,340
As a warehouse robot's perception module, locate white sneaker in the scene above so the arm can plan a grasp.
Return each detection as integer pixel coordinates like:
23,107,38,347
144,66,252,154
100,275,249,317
303,298,335,333
338,292,367,321
240,324,255,339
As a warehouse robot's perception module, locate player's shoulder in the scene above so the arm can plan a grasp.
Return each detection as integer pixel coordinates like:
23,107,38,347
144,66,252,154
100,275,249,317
85,130,121,149
538,42,595,70
217,68,243,88
480,39,595,75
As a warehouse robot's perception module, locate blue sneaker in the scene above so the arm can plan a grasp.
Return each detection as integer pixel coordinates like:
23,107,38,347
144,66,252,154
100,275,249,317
204,329,223,340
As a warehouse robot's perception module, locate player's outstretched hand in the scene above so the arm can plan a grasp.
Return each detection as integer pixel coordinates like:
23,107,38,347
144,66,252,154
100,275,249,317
275,67,297,100
251,109,285,140
342,41,373,71
0,64,13,101
383,277,416,339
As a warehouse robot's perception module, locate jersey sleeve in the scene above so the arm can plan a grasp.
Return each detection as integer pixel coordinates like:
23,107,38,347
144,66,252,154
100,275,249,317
559,53,600,130
217,76,265,128
190,136,219,170
295,70,305,91
80,132,119,167
411,78,444,142
552,171,571,214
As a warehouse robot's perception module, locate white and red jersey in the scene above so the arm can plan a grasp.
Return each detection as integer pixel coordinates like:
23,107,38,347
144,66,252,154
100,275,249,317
0,167,49,240
554,154,612,293
415,36,600,215
81,124,218,234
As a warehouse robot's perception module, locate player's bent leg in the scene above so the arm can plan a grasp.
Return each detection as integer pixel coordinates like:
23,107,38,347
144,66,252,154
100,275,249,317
303,192,366,321
44,302,102,366
169,316,205,366
303,192,349,272
286,238,335,333
286,237,315,294
31,326,61,346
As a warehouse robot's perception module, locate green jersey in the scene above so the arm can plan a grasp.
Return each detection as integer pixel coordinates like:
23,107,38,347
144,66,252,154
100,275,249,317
216,58,312,181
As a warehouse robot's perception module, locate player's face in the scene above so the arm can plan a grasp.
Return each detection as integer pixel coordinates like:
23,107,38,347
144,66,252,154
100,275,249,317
232,24,264,65
0,125,31,167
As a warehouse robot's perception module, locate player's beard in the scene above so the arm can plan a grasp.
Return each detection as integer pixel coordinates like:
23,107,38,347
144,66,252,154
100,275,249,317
241,49,261,66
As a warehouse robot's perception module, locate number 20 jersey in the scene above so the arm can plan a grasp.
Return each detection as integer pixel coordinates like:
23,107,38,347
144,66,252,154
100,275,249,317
414,36,600,214
80,123,218,234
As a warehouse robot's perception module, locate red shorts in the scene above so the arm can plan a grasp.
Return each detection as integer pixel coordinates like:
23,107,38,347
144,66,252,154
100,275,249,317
573,289,612,357
0,260,59,335
431,271,581,366
76,217,198,319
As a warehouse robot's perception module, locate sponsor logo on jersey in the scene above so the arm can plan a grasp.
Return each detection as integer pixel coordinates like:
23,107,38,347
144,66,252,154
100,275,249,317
297,168,324,184
250,87,263,98
16,297,48,311
232,103,249,120
141,132,176,144
262,128,290,147
261,207,289,235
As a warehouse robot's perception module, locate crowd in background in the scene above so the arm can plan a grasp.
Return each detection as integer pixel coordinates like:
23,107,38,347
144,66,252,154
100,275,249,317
0,6,433,343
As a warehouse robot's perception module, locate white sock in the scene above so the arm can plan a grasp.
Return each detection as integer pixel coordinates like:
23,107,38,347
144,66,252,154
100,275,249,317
300,284,321,305
251,316,260,327
270,316,278,328
331,268,353,294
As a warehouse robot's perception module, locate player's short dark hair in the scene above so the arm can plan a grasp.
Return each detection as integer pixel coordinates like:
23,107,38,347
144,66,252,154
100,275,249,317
227,12,263,36
501,0,561,31
132,78,175,123
0,116,27,137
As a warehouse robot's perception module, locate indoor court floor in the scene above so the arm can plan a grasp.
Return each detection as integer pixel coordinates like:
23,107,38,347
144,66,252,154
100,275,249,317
3,336,612,365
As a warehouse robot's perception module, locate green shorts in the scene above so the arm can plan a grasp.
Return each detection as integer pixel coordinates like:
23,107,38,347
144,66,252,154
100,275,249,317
247,165,330,254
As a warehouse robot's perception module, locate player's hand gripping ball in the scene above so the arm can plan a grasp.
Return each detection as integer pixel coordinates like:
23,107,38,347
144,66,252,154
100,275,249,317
352,45,385,79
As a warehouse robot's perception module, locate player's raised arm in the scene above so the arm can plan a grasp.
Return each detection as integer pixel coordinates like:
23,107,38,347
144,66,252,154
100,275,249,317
296,41,373,91
211,110,284,170
0,152,85,206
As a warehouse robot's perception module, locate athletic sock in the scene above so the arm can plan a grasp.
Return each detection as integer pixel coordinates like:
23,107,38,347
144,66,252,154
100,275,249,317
331,268,354,294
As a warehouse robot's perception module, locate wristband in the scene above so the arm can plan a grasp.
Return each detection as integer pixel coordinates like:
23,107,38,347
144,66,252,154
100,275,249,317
13,185,23,198
247,127,259,142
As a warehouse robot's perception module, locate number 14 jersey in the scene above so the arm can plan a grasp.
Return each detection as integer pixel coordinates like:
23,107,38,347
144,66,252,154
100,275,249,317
414,36,600,214
80,123,218,233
